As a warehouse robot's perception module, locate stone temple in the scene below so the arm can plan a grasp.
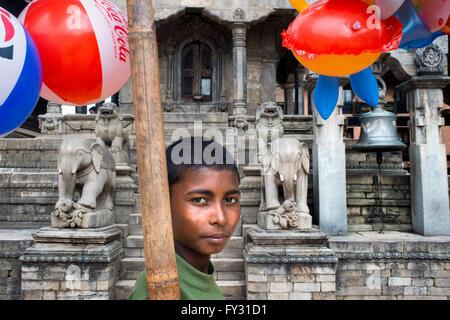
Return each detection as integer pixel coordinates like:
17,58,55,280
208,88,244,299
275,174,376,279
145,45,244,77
1,0,450,300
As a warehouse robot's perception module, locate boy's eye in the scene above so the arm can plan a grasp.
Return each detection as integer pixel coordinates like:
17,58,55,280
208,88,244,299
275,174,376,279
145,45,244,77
191,197,207,204
225,197,240,204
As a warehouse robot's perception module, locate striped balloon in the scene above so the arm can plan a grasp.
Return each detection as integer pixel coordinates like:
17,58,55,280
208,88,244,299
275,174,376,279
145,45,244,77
0,7,42,135
19,0,130,106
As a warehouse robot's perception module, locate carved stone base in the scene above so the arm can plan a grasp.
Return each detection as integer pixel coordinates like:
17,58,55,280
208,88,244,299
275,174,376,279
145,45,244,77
245,226,337,300
258,211,312,230
20,226,122,300
51,209,114,229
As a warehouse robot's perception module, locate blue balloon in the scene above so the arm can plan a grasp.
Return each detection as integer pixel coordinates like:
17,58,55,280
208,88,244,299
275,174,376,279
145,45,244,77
350,68,379,107
0,8,42,136
394,0,432,48
400,30,446,50
313,75,339,120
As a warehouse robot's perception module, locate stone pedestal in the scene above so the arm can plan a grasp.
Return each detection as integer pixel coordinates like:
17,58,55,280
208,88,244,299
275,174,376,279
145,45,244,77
245,226,337,300
398,75,450,235
295,66,305,115
38,102,64,135
50,209,114,229
258,210,312,231
312,92,348,236
20,226,122,300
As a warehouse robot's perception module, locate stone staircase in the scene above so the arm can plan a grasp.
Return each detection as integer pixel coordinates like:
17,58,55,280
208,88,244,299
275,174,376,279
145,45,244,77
114,193,247,300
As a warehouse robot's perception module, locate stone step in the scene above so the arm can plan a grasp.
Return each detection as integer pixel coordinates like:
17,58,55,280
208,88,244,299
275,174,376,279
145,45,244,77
120,257,246,281
216,281,246,300
125,235,145,248
132,193,140,214
212,258,245,281
162,112,229,124
114,280,135,300
127,213,142,235
114,223,129,241
212,236,244,259
120,257,145,280
113,279,246,300
123,247,144,258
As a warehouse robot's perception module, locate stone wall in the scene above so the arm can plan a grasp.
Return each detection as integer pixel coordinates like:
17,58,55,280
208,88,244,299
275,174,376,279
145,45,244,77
246,262,337,300
21,258,121,300
345,141,411,231
330,233,450,300
245,230,450,300
346,175,411,230
0,230,34,300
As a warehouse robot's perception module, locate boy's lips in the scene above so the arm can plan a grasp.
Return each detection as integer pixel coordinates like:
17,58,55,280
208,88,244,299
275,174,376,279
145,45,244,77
203,233,228,245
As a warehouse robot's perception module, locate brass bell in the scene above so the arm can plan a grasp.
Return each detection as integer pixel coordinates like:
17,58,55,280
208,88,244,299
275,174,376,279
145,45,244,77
354,106,406,152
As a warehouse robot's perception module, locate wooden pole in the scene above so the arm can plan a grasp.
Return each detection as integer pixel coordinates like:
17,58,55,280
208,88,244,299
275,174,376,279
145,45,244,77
125,0,180,300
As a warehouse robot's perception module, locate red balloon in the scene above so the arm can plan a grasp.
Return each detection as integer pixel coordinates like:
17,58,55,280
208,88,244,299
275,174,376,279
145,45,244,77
19,0,130,106
282,0,403,58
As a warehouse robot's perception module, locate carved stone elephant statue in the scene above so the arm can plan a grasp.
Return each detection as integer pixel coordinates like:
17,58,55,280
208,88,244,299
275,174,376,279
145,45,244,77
262,137,310,214
51,136,116,228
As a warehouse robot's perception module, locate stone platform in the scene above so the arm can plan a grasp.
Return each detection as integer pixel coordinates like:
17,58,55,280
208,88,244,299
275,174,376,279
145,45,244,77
245,226,338,300
20,226,123,300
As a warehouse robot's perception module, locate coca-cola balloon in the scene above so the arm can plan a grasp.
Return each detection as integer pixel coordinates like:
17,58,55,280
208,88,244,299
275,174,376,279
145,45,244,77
0,7,42,135
19,0,130,106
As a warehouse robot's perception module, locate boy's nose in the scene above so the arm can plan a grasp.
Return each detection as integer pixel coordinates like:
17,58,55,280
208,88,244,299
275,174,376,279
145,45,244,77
209,202,227,226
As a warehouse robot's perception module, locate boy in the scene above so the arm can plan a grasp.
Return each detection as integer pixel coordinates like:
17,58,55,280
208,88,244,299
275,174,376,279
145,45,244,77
129,137,241,300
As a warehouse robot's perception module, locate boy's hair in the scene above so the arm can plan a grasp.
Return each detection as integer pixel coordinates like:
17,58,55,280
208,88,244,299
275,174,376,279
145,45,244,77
166,137,239,187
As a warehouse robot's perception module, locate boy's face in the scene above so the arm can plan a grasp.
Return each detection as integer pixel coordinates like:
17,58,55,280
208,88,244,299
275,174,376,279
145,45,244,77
170,167,241,258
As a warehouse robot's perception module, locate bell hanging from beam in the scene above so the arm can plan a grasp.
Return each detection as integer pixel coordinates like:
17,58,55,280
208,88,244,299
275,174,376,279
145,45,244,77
354,87,406,153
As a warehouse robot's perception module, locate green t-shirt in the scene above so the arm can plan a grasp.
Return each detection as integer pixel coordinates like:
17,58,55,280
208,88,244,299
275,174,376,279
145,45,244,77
128,253,224,300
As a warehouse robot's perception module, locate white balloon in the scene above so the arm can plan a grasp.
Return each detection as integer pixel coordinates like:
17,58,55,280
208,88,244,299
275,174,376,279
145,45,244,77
375,0,405,19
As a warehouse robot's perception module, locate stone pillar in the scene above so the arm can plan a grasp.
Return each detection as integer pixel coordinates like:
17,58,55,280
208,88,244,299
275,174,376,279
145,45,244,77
397,44,450,236
162,48,175,112
20,227,122,300
312,87,348,236
119,79,134,115
232,22,248,115
283,74,295,115
295,66,305,115
261,57,278,103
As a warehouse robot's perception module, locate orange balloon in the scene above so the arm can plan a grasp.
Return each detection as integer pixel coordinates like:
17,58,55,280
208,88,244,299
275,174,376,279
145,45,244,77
288,0,309,12
293,52,381,77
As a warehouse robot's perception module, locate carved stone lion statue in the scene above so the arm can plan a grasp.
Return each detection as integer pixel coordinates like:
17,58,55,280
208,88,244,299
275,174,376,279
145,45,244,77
255,102,284,163
95,102,127,164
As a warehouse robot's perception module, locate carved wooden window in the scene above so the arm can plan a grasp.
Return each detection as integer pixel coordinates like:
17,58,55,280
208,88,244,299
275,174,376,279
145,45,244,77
181,42,212,103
